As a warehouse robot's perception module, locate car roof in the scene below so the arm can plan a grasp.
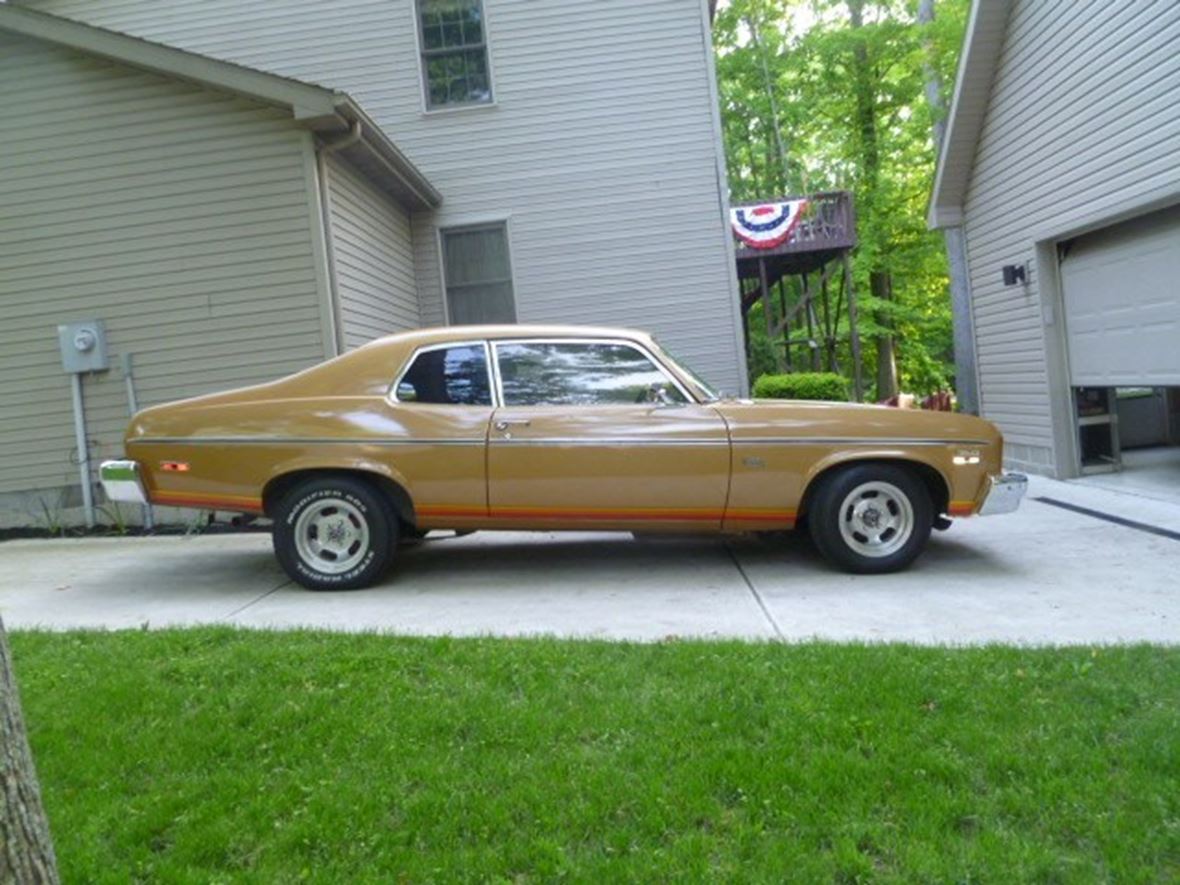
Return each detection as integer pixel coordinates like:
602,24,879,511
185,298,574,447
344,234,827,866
362,324,657,350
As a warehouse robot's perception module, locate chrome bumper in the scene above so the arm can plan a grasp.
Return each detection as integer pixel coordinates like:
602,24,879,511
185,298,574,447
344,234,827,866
100,460,149,505
978,472,1027,516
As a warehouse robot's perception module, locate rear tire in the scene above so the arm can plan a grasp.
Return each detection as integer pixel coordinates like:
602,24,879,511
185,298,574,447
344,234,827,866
808,464,932,574
273,476,396,590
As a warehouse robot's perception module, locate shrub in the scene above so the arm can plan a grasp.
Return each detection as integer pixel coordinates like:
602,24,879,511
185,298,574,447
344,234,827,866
753,372,850,402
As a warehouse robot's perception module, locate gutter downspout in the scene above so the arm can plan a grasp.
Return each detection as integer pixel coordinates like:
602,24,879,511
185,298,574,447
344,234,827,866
314,120,363,355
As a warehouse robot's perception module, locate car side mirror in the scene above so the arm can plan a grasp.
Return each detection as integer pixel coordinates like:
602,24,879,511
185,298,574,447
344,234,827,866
395,382,417,402
646,382,674,406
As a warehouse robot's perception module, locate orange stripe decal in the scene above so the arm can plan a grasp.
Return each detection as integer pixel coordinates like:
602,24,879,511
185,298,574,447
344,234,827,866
948,500,976,516
727,508,798,522
418,505,799,524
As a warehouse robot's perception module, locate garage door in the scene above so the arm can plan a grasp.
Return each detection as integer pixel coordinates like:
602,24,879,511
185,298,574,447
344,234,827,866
1059,204,1180,386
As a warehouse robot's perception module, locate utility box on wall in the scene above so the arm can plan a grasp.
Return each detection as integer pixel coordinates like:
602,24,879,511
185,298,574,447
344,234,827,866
57,320,109,374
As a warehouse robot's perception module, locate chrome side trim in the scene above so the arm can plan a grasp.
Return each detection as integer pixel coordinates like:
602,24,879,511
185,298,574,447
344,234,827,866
133,435,991,448
488,438,727,447
134,437,486,447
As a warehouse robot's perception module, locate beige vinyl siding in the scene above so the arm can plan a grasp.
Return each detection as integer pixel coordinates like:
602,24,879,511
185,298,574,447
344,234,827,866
324,154,420,349
961,0,1180,472
0,32,326,495
22,0,746,393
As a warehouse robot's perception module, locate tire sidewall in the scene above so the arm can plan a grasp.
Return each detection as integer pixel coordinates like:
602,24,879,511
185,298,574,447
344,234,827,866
274,478,395,590
809,464,933,574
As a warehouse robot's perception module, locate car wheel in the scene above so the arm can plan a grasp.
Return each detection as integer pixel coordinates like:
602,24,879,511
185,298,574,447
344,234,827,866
273,476,396,590
808,464,932,574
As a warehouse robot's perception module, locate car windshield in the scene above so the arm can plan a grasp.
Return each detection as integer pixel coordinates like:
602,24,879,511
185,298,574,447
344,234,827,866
653,339,722,403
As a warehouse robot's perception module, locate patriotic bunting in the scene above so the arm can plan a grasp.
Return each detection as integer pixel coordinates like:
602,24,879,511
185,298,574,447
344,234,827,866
730,200,808,249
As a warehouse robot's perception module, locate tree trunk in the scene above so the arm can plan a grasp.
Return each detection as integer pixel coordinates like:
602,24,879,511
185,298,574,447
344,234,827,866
847,0,898,400
0,617,59,884
746,11,790,193
918,0,979,412
871,271,898,399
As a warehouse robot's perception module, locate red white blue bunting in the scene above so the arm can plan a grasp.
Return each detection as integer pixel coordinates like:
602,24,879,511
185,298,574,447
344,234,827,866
730,200,808,249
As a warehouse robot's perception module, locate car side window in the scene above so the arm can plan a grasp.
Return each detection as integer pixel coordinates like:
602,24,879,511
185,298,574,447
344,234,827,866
495,342,688,407
396,344,492,405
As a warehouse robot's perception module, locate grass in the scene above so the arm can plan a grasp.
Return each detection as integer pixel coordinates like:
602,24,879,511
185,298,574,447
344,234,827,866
10,629,1180,883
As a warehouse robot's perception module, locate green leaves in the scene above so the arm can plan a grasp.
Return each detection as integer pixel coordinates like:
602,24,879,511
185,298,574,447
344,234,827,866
752,371,851,401
716,0,969,396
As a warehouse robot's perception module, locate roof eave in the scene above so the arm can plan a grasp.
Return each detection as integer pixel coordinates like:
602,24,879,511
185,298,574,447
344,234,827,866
927,0,1015,230
332,98,443,210
0,5,339,118
0,5,441,211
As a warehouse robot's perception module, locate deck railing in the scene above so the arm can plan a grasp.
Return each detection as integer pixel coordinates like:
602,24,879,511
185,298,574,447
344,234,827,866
731,191,856,259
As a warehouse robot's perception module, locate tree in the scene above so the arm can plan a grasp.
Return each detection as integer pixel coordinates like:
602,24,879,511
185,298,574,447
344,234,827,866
0,617,59,884
714,0,970,397
847,0,898,400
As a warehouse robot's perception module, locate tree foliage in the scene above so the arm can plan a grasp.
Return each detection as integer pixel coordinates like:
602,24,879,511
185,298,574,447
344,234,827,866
715,0,969,397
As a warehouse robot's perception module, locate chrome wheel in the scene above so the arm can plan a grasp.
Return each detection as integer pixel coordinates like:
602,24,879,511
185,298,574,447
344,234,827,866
292,497,371,575
836,481,914,558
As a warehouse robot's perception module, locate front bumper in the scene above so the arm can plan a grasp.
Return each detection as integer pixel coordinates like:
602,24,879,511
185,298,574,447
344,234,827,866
978,472,1028,516
100,460,149,505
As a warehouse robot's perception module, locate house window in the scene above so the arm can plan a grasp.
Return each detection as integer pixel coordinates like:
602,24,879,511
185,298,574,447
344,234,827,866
442,224,516,324
417,0,492,109
395,344,492,405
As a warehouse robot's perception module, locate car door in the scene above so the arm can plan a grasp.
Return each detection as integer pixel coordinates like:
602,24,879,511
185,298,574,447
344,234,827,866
388,340,494,528
486,339,730,530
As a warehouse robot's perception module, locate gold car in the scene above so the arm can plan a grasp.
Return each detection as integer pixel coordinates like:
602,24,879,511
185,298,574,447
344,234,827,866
100,325,1026,589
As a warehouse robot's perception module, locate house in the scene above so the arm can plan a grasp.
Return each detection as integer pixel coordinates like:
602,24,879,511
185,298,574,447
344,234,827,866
0,1,744,527
929,0,1180,485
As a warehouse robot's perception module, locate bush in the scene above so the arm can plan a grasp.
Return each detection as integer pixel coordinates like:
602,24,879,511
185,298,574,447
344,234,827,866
753,372,850,402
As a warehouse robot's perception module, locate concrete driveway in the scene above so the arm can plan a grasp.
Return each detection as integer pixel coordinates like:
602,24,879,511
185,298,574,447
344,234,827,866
1,475,1177,644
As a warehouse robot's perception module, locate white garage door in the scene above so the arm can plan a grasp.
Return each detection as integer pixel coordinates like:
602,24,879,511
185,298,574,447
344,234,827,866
1059,205,1180,386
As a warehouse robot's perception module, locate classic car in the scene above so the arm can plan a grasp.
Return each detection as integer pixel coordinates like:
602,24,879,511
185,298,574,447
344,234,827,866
100,325,1026,589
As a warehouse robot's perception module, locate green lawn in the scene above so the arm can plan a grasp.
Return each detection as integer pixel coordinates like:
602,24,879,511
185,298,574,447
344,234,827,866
11,630,1179,883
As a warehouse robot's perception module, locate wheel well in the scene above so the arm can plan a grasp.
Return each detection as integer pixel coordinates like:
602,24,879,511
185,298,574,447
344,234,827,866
262,469,416,527
798,458,949,522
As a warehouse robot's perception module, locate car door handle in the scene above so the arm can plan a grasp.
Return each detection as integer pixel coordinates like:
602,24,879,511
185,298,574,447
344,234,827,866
494,419,531,432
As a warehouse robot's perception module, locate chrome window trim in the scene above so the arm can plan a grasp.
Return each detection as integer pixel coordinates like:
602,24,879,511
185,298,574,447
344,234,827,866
490,337,696,408
388,339,497,408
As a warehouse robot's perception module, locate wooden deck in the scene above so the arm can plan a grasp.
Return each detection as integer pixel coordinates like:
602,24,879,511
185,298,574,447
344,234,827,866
732,191,863,399
732,191,856,280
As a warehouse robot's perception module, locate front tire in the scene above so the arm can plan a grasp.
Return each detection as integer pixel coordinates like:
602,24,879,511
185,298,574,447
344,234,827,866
273,476,396,590
808,464,932,574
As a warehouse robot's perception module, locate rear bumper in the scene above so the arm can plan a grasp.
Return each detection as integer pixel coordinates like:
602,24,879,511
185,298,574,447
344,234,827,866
978,472,1028,516
100,460,148,505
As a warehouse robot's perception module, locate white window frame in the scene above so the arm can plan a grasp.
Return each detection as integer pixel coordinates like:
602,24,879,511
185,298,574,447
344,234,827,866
438,220,517,326
413,0,497,114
